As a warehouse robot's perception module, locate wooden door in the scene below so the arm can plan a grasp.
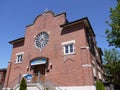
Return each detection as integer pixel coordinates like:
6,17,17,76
33,64,45,82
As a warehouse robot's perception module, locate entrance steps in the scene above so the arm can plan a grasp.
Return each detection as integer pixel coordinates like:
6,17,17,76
13,82,61,90
0,85,2,90
13,83,44,90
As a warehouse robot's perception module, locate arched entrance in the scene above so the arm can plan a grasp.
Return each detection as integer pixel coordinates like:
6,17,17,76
30,57,48,83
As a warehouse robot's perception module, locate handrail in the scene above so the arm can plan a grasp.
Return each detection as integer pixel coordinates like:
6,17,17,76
27,73,62,90
10,73,62,90
41,79,62,90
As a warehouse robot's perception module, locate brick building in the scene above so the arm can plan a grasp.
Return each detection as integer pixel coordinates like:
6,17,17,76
3,11,103,90
0,68,7,89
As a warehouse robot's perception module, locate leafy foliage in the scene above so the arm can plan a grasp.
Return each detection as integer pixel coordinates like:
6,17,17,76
96,80,105,90
19,77,27,90
44,88,49,90
103,48,120,88
106,1,120,47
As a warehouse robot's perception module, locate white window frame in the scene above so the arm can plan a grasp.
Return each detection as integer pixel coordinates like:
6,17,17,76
15,52,24,63
92,64,96,77
98,71,102,79
61,40,75,55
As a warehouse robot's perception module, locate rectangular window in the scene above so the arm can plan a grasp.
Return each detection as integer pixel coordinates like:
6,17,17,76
16,52,24,63
17,54,22,63
64,44,74,55
61,40,75,55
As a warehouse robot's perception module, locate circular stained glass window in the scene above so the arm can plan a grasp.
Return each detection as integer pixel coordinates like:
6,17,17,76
35,32,49,49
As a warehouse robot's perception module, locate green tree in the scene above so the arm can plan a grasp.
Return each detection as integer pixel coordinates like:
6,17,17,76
106,0,120,47
103,48,120,88
96,80,105,90
19,77,27,90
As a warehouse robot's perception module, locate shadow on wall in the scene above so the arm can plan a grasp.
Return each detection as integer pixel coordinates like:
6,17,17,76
61,23,84,35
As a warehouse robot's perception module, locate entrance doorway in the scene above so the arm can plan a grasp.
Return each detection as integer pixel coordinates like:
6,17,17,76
30,58,48,83
33,64,45,82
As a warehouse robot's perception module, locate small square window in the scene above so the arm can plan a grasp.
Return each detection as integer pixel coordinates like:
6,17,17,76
16,53,23,63
61,40,75,55
16,54,22,63
16,52,24,63
64,44,74,55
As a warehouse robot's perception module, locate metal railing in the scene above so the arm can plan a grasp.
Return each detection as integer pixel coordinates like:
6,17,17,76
11,73,62,90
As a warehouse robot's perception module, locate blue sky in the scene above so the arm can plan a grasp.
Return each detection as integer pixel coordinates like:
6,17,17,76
0,0,117,68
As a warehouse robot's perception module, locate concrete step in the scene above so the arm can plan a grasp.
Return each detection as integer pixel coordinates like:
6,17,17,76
13,83,44,90
0,85,3,90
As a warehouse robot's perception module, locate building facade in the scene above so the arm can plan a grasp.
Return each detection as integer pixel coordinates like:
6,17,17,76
0,68,7,89
4,11,103,90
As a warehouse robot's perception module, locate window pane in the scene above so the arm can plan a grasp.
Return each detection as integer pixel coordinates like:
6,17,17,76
17,55,20,62
17,54,22,62
70,44,73,52
20,55,22,61
18,55,20,61
65,46,68,53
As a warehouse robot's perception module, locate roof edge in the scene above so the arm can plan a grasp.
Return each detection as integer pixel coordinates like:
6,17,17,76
9,37,25,45
60,17,95,36
60,17,87,27
26,11,66,27
0,68,7,71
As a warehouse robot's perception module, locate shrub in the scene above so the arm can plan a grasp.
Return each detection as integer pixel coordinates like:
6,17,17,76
19,77,27,90
96,80,105,90
44,88,49,90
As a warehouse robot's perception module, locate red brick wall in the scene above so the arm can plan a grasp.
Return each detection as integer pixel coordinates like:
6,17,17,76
0,69,6,86
4,11,96,88
0,71,4,84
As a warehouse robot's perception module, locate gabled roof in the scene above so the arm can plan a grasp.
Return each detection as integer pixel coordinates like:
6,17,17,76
60,17,95,36
9,37,25,45
26,11,67,27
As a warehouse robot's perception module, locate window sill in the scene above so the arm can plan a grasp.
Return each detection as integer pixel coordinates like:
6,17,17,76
15,62,22,64
63,52,76,56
